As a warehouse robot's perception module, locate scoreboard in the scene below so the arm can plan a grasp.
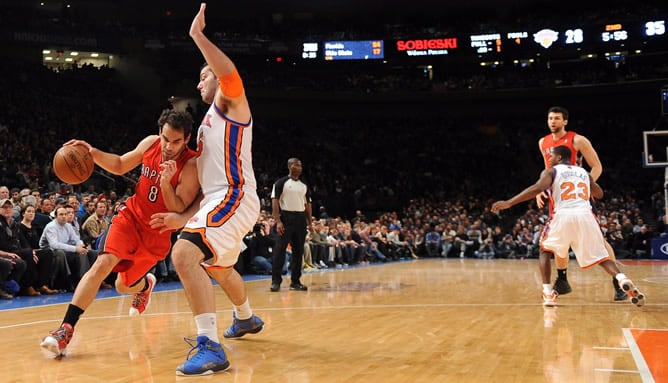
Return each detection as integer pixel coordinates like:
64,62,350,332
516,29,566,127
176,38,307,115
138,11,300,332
298,17,666,61
302,40,384,60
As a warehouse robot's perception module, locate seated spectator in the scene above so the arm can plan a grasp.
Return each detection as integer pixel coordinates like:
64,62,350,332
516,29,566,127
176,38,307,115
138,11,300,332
387,225,415,259
474,238,495,259
373,225,398,260
39,206,94,291
33,198,54,234
0,250,26,299
424,226,442,257
338,222,365,264
453,225,472,258
0,198,28,298
441,227,455,257
0,198,55,295
81,201,109,248
16,203,58,295
65,204,98,269
606,223,633,259
250,221,276,275
79,199,96,227
309,221,330,267
356,222,386,262
631,224,653,258
303,229,317,269
494,234,518,259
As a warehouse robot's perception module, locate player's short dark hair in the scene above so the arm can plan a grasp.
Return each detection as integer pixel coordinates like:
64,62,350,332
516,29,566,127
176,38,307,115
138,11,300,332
552,145,572,161
157,109,194,138
547,106,569,120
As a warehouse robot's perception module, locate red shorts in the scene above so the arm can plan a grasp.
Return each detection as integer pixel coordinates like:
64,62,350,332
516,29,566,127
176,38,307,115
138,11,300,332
100,206,172,286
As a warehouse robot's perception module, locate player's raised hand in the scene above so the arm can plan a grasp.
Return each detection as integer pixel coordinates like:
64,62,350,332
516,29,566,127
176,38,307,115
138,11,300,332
189,3,207,38
159,160,177,185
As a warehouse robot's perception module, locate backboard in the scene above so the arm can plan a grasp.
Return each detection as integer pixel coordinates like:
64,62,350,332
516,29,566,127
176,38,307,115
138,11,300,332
642,130,668,168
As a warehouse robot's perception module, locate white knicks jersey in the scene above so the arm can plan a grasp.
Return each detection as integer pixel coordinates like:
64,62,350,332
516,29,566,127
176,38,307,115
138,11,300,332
551,164,593,213
195,102,257,196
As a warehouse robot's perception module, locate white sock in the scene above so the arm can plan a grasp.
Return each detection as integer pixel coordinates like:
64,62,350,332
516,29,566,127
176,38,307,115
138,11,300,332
234,298,252,320
194,313,219,343
615,273,627,282
543,284,553,294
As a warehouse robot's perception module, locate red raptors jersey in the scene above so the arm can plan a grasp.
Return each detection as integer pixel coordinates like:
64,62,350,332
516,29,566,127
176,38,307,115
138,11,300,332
124,138,197,225
540,131,577,168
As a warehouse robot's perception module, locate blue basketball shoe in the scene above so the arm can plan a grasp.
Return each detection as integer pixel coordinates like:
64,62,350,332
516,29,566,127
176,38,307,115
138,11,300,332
175,336,230,376
223,313,264,339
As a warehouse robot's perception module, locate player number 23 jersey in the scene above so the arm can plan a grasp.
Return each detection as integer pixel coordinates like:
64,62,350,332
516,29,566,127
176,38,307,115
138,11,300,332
551,164,593,213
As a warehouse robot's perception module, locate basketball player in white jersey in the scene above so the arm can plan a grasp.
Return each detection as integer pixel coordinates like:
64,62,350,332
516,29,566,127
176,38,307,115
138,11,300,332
150,3,263,376
491,145,645,307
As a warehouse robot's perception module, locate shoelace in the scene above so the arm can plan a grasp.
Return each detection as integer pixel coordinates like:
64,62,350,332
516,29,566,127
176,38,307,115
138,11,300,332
132,292,147,307
183,337,207,362
51,326,72,343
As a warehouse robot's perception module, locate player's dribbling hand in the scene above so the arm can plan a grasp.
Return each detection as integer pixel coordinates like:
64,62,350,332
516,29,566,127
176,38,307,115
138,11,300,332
150,212,186,233
63,139,93,152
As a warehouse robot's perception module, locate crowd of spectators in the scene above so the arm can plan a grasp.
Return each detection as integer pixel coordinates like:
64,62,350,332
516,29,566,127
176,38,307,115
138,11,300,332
0,186,121,298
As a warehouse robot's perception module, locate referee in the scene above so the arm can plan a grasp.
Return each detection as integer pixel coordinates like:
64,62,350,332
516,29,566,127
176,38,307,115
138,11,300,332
270,158,312,292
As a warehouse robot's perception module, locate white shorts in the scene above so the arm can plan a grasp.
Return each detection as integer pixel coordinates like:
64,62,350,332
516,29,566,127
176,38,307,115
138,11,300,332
539,210,609,269
182,188,259,268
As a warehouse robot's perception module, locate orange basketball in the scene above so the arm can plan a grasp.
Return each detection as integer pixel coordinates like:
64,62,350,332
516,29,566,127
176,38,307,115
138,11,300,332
52,144,95,184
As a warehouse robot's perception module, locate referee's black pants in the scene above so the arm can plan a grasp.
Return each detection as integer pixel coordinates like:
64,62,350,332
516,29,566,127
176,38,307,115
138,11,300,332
272,212,307,285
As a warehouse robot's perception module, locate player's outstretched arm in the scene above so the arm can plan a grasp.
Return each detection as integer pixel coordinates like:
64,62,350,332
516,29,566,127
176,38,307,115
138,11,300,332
492,168,554,213
150,192,204,233
65,136,157,175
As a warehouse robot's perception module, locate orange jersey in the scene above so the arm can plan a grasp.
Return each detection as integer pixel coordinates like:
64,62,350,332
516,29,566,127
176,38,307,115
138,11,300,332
540,131,577,168
124,138,197,226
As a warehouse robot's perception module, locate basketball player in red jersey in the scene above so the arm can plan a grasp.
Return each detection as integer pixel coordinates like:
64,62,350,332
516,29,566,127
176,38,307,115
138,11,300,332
536,106,627,301
40,109,200,359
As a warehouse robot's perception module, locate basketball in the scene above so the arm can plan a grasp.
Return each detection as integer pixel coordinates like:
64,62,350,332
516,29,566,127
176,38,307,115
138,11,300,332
52,144,95,184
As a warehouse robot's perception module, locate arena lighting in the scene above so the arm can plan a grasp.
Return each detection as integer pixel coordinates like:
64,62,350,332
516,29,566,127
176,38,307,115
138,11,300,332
42,49,51,54
91,53,99,57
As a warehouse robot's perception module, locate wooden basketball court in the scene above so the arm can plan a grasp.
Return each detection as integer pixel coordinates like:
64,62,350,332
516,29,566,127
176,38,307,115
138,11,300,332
2,258,666,382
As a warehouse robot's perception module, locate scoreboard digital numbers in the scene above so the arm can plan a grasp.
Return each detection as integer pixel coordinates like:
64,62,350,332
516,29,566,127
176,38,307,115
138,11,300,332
302,42,318,59
601,23,628,42
470,33,502,54
297,17,666,62
324,40,384,60
644,20,666,37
